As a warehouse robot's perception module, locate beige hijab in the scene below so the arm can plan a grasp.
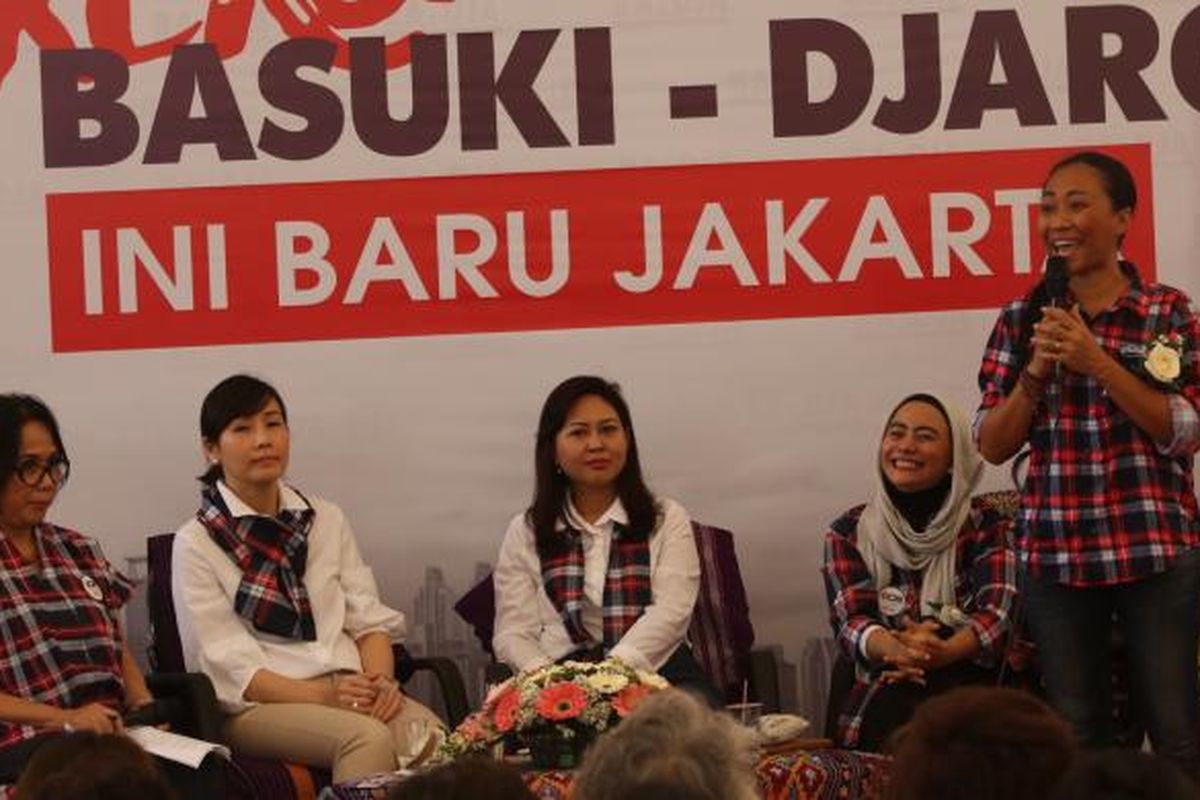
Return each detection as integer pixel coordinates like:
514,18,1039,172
855,394,983,619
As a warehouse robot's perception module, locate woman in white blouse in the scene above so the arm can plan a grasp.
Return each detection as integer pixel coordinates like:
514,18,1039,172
493,375,716,703
171,374,442,782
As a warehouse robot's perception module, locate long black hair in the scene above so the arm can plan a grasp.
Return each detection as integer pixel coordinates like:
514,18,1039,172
1013,150,1138,379
527,376,659,557
198,374,287,485
0,394,67,482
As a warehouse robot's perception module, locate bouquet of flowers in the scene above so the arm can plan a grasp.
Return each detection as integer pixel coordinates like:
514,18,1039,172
437,658,669,767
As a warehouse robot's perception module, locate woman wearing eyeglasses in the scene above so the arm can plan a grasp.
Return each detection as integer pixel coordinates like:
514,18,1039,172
0,394,155,783
171,374,443,783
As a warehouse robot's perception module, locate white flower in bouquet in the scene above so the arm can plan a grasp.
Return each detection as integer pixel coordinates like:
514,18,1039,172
435,658,671,762
584,671,629,694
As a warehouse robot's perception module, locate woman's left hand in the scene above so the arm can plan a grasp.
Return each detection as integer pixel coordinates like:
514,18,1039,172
365,674,405,722
1034,306,1111,378
332,672,378,713
896,620,952,670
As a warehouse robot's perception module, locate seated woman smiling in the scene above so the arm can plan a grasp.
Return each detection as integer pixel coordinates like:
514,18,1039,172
171,374,442,782
822,393,1016,751
492,376,717,704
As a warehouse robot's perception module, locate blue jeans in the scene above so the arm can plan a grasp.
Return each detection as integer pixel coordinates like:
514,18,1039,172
1021,549,1200,778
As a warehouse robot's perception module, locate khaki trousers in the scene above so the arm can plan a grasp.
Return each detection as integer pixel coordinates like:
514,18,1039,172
222,697,444,783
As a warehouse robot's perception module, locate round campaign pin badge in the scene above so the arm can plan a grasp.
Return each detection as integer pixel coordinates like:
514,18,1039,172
878,586,906,618
81,575,103,601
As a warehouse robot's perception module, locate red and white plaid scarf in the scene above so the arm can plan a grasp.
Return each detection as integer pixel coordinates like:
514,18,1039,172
197,483,317,641
541,522,652,651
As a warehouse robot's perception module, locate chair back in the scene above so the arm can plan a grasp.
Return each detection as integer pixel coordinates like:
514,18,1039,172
453,520,757,701
688,521,755,702
453,570,497,656
147,533,187,673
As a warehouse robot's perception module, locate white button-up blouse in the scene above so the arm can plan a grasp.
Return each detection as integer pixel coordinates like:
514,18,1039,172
492,496,699,673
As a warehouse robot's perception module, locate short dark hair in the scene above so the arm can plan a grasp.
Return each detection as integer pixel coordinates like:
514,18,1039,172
385,757,535,800
527,376,658,556
0,394,67,483
886,686,1076,800
198,374,287,484
14,732,177,800
1048,150,1137,216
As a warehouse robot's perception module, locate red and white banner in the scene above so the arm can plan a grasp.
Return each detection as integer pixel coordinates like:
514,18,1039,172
47,144,1155,351
4,2,1199,718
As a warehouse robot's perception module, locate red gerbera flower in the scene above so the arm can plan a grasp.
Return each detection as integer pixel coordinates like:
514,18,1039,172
612,684,653,718
492,687,521,733
535,682,589,721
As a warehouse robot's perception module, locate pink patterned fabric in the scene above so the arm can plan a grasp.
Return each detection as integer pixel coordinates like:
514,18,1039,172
328,750,892,800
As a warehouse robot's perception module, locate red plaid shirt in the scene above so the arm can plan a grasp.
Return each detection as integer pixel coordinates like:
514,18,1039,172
0,524,133,753
977,263,1200,586
822,497,1016,747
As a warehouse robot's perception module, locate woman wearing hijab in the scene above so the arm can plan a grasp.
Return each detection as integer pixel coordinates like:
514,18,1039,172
821,393,1016,751
172,374,442,783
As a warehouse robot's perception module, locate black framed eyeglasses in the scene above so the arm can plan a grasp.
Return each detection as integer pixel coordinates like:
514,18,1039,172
13,455,70,488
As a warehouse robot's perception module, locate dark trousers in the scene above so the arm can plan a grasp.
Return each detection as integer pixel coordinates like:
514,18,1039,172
658,643,723,709
0,736,47,783
857,661,999,752
1021,550,1200,780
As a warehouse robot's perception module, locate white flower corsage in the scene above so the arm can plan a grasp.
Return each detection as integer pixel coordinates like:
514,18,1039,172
927,601,971,629
1143,333,1184,385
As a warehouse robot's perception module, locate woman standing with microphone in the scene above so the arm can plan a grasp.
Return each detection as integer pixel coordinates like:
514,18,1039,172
976,151,1200,778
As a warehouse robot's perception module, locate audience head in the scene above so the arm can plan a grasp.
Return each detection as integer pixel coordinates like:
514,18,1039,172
1050,748,1195,800
0,394,70,536
572,688,758,800
529,376,656,553
887,686,1076,800
198,374,289,487
385,756,535,800
14,731,176,800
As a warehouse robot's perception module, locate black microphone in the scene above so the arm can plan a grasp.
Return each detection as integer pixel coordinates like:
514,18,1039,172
1044,255,1069,308
1040,255,1070,401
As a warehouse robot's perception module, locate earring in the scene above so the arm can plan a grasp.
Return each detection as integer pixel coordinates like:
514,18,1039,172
555,464,564,476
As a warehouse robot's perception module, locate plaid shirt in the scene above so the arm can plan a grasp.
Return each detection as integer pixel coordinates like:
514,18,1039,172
976,263,1200,586
0,524,132,754
822,497,1016,748
541,522,652,651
